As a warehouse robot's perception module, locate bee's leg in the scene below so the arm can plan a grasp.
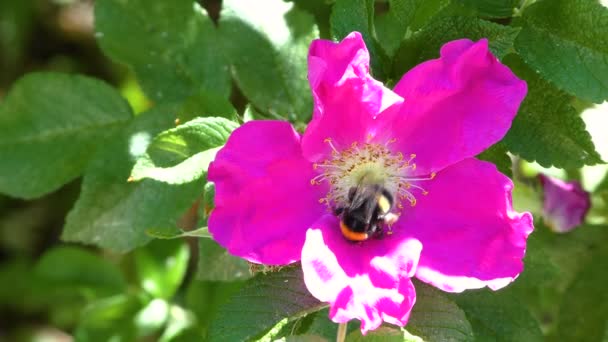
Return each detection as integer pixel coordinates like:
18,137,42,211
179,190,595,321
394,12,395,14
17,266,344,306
333,206,344,216
383,213,399,226
369,223,384,239
377,213,399,236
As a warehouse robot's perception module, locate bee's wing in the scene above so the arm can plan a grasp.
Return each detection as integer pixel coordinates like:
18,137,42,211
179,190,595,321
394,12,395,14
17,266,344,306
348,185,379,221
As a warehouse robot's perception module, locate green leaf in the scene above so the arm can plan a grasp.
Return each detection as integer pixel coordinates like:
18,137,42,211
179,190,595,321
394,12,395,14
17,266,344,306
177,92,238,123
538,224,608,293
407,281,474,342
147,226,212,239
0,72,132,199
299,309,340,340
553,236,608,341
130,117,238,184
0,260,41,311
74,294,147,342
454,0,518,18
95,0,230,102
514,0,608,103
512,231,560,289
158,305,197,342
196,238,251,281
201,181,216,223
498,229,561,334
62,105,205,252
375,0,449,58
208,266,326,341
330,0,373,46
597,172,608,193
289,0,332,39
346,326,409,342
34,246,126,297
284,335,330,342
330,0,388,78
503,55,602,168
218,0,317,122
477,142,512,177
186,279,245,333
135,239,190,299
540,223,608,334
392,16,520,79
0,0,33,82
266,311,323,340
450,289,543,341
134,298,170,337
433,1,479,18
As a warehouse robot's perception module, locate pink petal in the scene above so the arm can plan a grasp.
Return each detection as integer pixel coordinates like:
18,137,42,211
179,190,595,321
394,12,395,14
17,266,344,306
397,158,533,292
388,39,527,175
301,215,422,334
208,121,327,265
540,174,591,233
302,32,403,162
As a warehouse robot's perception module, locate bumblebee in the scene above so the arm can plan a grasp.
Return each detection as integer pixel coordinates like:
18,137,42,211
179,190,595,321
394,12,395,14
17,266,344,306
334,184,398,241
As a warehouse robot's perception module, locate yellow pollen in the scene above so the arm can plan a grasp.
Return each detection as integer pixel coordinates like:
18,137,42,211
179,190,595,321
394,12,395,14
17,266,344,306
311,139,435,211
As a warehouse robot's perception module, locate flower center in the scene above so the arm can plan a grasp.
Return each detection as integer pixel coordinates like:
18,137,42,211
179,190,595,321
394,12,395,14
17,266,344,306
311,138,435,211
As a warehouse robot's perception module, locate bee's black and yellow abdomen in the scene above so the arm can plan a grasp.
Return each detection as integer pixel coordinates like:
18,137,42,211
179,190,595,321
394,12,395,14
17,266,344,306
340,220,369,241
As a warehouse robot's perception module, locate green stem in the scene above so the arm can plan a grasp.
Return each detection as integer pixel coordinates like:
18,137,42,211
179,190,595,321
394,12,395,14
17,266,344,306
336,322,347,342
514,0,534,16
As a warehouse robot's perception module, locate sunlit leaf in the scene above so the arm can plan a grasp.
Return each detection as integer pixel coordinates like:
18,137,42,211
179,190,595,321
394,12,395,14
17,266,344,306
62,105,204,252
330,0,387,78
392,16,519,79
134,239,190,299
503,55,602,168
95,0,230,102
208,266,325,341
130,117,238,184
375,0,449,58
218,0,317,121
514,0,608,103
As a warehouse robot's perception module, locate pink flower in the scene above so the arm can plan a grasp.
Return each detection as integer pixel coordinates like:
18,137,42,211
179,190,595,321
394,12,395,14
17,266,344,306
208,32,533,333
539,174,590,233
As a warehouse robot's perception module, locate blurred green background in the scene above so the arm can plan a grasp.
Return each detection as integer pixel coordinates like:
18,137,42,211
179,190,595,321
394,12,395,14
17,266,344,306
0,1,237,341
2,0,608,341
